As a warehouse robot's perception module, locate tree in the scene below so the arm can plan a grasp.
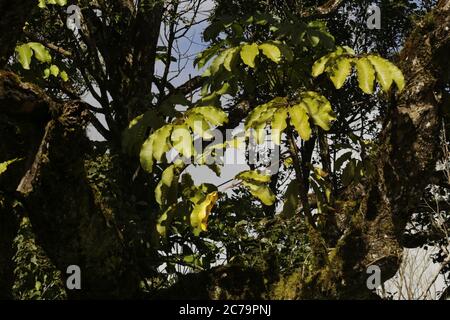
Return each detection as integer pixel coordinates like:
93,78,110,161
0,0,449,300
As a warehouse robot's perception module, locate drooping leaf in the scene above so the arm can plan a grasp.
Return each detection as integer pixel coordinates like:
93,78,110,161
189,106,228,126
152,125,173,162
241,181,276,206
155,164,180,208
140,134,156,173
240,43,259,68
289,103,311,141
186,113,213,140
16,44,33,70
271,107,288,145
245,97,287,130
28,42,52,63
328,57,353,89
223,46,241,72
190,191,219,235
355,57,376,94
259,43,282,63
171,125,194,158
301,92,336,131
367,55,393,92
236,170,275,206
236,170,271,183
389,63,405,92
312,54,331,78
203,48,231,77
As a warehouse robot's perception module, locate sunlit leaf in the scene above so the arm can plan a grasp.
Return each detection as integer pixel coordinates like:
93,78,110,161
190,191,219,235
240,43,259,68
355,57,375,94
289,103,311,141
259,43,282,63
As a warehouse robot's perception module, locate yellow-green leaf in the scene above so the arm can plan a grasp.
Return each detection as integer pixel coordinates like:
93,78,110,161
223,47,241,72
140,134,156,173
152,125,173,162
242,181,276,206
28,42,52,63
236,170,271,183
289,103,311,140
155,165,176,207
259,43,281,63
271,108,288,145
301,92,336,131
186,113,213,140
355,57,375,94
190,191,219,235
49,65,60,77
367,55,393,92
190,106,228,126
16,44,32,70
240,43,259,68
389,63,405,92
60,70,69,82
0,158,23,176
328,57,353,89
171,125,194,158
312,54,331,78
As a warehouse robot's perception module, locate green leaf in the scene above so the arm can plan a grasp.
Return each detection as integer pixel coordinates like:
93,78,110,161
240,43,259,68
186,113,213,140
59,70,69,82
155,164,179,208
171,125,194,158
236,170,271,183
367,55,393,92
328,57,353,89
16,44,33,70
123,110,165,156
195,43,222,69
28,42,52,63
152,125,173,162
140,134,156,173
190,192,219,235
355,57,375,94
259,43,281,63
301,92,336,131
234,170,276,210
0,158,23,176
271,108,288,145
389,63,405,92
241,181,276,206
203,48,230,77
289,103,311,140
245,97,287,130
312,54,331,78
223,47,241,72
43,68,51,79
49,65,60,77
189,106,228,126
